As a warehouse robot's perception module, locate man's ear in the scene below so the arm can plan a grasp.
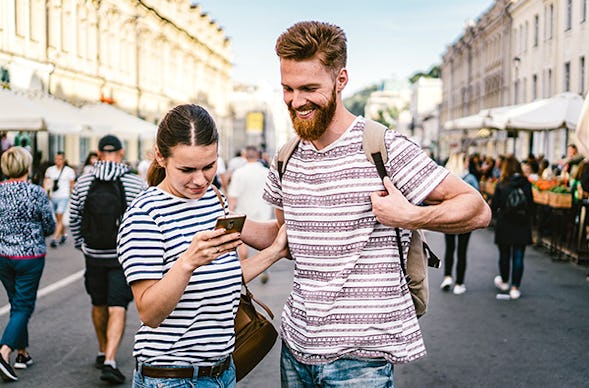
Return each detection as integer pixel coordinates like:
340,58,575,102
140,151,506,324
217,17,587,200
336,68,348,91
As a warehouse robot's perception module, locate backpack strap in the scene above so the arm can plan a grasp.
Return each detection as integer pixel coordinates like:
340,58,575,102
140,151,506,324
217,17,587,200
276,136,301,181
361,119,409,276
363,118,389,179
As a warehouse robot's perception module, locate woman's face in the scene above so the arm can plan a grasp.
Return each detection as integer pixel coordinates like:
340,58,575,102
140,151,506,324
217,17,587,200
156,143,218,199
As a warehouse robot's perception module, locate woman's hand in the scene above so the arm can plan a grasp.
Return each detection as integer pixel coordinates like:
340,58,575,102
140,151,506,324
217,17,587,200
270,224,291,260
177,228,243,272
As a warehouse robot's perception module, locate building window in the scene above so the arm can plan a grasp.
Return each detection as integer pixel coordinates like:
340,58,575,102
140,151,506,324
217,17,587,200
15,0,27,37
580,57,586,94
582,0,587,23
550,4,554,38
564,62,571,91
533,74,538,100
566,0,573,30
534,14,539,47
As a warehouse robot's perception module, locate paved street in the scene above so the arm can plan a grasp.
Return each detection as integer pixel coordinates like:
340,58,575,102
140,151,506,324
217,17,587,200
0,227,587,387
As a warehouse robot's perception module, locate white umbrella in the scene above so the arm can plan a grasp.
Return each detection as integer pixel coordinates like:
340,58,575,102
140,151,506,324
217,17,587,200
79,103,157,141
443,104,520,131
494,92,584,131
0,88,45,130
16,90,92,134
574,93,589,156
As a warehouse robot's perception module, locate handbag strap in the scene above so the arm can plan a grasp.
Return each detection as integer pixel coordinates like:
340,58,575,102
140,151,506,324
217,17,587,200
212,185,275,319
241,275,275,319
212,185,228,216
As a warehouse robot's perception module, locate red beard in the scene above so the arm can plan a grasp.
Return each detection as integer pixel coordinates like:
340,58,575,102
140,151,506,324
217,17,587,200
288,86,337,141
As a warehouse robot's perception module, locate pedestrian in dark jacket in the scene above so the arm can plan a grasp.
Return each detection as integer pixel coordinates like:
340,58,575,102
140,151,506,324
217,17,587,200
490,155,533,299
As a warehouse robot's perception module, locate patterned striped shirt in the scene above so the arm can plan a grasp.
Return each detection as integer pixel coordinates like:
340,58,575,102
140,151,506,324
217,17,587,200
263,116,448,365
117,186,242,365
69,161,146,263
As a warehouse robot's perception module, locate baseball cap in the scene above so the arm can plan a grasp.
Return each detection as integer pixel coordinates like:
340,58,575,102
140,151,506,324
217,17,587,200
98,135,123,152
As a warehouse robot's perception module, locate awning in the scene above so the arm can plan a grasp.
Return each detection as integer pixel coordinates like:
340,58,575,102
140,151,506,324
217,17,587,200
0,89,46,131
16,90,92,134
494,92,583,131
0,89,93,134
443,104,521,131
575,93,589,156
79,103,157,141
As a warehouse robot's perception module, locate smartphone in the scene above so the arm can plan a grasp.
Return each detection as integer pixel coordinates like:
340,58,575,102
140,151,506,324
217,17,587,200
214,214,247,234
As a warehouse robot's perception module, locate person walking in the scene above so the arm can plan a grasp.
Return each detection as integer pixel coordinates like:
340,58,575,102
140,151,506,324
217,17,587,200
43,151,76,248
490,155,534,300
228,145,274,282
440,153,480,294
117,104,289,387
0,147,55,382
69,135,147,384
259,21,491,387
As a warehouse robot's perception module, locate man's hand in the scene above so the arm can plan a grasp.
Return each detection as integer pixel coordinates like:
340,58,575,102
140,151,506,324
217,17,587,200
370,177,422,230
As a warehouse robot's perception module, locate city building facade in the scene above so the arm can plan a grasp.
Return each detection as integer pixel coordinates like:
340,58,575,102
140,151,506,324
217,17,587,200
0,0,233,166
440,0,589,163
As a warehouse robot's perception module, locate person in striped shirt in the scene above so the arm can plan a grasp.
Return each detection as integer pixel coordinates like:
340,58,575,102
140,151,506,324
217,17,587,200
117,104,289,387
69,134,147,384
261,21,492,387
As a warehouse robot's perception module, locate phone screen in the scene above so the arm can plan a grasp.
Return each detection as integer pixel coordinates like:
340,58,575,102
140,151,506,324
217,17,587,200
214,215,246,234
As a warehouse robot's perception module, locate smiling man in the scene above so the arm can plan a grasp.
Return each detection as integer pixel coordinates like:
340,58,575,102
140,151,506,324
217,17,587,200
262,21,491,387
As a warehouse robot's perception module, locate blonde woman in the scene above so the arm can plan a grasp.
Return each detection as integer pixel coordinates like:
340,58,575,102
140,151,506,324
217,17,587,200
0,147,55,381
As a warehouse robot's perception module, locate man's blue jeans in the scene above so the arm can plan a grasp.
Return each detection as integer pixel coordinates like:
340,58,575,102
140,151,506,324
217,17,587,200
0,256,45,350
280,341,394,387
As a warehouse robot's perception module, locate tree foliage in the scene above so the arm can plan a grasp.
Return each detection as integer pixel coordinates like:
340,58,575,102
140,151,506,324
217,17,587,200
343,84,378,116
409,65,440,84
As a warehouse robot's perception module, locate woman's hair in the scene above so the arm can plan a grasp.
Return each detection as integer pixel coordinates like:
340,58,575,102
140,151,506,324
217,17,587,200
444,152,465,176
500,154,522,182
147,104,218,186
275,21,347,77
1,146,32,178
83,151,98,166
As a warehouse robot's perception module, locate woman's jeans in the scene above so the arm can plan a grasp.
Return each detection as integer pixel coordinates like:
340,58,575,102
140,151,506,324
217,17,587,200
133,358,236,388
444,232,472,284
498,244,525,287
0,256,45,350
280,342,394,387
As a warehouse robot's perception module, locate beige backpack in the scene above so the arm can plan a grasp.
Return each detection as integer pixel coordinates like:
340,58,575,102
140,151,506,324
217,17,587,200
276,118,440,318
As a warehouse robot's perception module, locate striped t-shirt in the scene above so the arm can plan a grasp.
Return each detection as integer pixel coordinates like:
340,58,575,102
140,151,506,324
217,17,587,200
263,116,448,365
117,186,242,365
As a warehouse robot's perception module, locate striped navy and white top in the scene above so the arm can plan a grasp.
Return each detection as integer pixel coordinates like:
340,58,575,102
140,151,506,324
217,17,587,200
69,161,147,264
263,116,449,365
117,186,242,365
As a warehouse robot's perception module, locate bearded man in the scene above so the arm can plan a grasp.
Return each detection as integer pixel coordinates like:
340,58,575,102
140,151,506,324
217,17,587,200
257,21,492,387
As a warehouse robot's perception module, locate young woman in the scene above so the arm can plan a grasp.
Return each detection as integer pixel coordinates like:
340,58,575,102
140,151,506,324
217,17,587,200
490,155,534,299
0,147,55,382
117,104,288,387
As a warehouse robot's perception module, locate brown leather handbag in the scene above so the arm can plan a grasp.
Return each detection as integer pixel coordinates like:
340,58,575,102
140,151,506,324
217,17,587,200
233,279,278,381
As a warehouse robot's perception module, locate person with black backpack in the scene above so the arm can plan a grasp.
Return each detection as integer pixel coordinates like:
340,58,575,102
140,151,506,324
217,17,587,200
69,135,146,384
490,155,534,300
